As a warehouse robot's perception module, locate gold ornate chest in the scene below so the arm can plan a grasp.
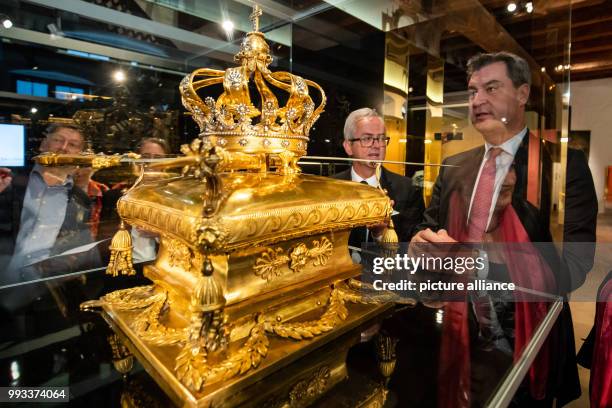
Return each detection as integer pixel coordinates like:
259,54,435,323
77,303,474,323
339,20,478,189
81,5,396,407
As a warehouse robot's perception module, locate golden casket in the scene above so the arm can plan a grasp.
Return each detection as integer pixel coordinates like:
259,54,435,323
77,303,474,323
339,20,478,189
79,5,398,406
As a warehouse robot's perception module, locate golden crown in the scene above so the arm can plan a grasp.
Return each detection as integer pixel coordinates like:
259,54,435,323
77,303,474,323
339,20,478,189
179,4,326,163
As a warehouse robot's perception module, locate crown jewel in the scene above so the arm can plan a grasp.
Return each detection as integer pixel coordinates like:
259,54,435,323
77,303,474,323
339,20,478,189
180,4,326,165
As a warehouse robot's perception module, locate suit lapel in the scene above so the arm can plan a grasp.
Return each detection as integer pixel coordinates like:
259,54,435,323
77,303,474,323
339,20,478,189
511,132,545,242
380,168,393,196
461,146,486,214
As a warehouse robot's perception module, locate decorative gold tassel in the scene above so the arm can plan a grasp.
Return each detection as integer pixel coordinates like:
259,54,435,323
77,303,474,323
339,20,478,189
193,258,226,312
381,218,399,244
381,219,399,263
375,163,399,246
106,221,136,277
189,257,227,353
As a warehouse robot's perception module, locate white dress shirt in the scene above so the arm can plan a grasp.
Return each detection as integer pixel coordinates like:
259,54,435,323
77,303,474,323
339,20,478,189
467,127,527,231
350,166,379,187
349,166,383,247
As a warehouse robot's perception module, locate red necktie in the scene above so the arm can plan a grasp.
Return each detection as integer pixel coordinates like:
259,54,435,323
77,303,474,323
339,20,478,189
468,147,502,241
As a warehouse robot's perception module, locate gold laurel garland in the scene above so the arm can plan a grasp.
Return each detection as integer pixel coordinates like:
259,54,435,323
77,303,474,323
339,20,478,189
174,322,269,392
102,285,159,310
264,288,349,340
98,286,188,347
131,292,188,347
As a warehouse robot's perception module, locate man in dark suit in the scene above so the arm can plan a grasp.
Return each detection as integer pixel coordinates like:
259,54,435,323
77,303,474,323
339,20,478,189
412,52,597,406
333,108,424,247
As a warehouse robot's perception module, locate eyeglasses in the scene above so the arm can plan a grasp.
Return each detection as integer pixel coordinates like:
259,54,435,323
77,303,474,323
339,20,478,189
349,135,390,147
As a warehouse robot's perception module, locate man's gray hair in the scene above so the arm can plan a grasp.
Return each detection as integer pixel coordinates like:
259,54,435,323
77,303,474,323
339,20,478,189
466,51,532,88
343,108,383,141
44,123,85,148
44,123,82,138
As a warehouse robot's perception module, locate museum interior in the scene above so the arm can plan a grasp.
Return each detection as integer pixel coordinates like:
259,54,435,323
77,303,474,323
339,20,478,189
0,0,611,407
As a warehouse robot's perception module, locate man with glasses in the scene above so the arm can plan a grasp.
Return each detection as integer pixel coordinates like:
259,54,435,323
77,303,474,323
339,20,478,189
334,108,424,249
411,52,597,406
1,124,100,283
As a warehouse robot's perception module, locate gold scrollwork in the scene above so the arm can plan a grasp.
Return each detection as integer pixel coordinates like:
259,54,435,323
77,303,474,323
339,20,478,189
254,236,334,282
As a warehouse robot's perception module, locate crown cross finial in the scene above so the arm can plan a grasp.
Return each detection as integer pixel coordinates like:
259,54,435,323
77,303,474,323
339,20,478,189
250,3,262,32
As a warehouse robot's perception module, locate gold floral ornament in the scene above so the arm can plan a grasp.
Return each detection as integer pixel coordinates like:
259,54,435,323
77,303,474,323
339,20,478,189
253,237,334,282
179,3,326,175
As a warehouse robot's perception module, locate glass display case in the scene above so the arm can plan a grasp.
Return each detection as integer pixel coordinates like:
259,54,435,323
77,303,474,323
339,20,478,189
0,263,562,407
0,1,603,406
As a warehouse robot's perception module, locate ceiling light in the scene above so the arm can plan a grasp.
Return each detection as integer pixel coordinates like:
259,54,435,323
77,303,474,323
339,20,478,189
222,20,234,32
540,67,546,72
113,70,126,82
30,107,38,114
1,15,12,29
507,2,517,12
525,2,533,13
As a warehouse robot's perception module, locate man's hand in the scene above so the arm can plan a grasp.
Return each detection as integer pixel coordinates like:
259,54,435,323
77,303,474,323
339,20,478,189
73,167,94,191
410,228,457,243
0,168,12,193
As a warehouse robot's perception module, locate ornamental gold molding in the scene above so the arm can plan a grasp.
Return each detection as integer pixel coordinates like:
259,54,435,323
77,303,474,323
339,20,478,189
83,280,394,394
254,236,333,281
117,199,197,242
118,196,389,252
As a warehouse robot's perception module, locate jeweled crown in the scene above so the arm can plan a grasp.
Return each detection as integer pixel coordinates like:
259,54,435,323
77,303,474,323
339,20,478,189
180,4,325,160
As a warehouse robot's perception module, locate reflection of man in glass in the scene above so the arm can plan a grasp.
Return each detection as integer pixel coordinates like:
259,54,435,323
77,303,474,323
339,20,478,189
1,124,98,283
411,52,597,406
